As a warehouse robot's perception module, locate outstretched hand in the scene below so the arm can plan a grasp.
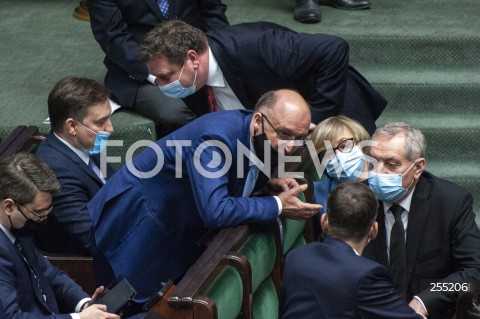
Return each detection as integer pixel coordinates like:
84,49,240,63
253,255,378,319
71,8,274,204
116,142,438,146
278,183,322,220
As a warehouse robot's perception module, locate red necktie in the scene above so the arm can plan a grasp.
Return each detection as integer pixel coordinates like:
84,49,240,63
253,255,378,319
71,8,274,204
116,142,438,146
205,86,217,112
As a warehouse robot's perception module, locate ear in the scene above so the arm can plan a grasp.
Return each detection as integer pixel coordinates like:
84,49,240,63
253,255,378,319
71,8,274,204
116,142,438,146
187,50,199,67
320,213,329,235
413,157,426,179
252,112,263,135
369,221,378,241
65,118,77,136
2,199,16,217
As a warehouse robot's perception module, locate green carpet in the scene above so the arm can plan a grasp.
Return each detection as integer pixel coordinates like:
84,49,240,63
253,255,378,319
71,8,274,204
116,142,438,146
1,0,479,222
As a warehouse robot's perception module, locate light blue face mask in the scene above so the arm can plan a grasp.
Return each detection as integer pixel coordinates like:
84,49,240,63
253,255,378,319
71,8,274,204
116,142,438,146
325,145,365,182
158,61,197,99
368,161,416,203
76,121,111,155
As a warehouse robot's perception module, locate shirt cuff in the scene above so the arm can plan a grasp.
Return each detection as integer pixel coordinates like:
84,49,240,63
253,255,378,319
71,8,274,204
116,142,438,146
273,196,282,216
75,298,91,313
147,74,157,85
71,313,80,319
413,296,428,317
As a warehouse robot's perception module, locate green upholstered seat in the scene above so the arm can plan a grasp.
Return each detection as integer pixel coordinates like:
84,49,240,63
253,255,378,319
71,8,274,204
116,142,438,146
252,277,279,319
204,265,244,319
237,231,276,292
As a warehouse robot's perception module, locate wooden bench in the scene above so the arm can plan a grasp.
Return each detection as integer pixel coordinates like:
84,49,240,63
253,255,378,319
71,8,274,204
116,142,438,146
146,179,317,319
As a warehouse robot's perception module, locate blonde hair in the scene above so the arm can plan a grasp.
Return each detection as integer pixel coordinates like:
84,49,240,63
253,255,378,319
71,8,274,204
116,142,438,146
311,115,370,154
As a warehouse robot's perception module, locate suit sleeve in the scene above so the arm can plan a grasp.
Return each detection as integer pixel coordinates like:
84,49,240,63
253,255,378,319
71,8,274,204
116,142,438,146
356,265,423,319
186,135,279,228
197,0,230,31
417,191,480,316
46,162,94,254
258,30,350,122
87,0,149,81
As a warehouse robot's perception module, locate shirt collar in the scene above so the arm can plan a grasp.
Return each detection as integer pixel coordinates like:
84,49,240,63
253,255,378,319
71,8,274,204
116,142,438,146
207,47,226,88
0,223,15,244
383,185,416,213
54,132,90,165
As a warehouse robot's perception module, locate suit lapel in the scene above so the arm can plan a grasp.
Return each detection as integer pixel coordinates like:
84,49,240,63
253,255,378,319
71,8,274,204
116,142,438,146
143,0,164,20
16,237,59,313
46,134,106,184
405,175,431,287
208,38,253,108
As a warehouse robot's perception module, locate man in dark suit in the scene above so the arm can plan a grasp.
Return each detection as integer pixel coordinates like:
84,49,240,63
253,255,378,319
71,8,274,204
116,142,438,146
364,122,480,318
35,77,114,255
139,20,387,135
88,89,322,303
281,182,425,318
0,152,119,319
87,0,229,138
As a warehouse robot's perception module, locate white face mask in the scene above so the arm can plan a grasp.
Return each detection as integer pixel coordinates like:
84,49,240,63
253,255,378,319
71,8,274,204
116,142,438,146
368,161,416,203
158,61,197,99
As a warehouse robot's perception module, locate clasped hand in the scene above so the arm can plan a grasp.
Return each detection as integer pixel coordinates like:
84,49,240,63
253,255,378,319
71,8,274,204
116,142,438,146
263,178,322,220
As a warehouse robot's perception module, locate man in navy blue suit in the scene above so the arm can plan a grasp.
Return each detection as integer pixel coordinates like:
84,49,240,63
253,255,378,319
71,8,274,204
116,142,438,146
35,77,114,255
139,20,387,135
88,89,323,303
0,152,119,319
280,182,426,318
87,0,229,138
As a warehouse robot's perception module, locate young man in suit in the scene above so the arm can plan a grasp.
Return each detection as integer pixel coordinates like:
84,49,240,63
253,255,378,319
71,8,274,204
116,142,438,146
0,152,119,319
281,182,426,319
87,0,229,138
88,89,322,305
364,122,480,318
139,20,387,135
35,77,114,255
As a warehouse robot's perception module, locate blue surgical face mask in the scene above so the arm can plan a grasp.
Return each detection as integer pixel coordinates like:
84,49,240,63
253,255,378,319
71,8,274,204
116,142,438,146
326,145,365,182
368,161,417,203
159,61,197,99
76,121,111,155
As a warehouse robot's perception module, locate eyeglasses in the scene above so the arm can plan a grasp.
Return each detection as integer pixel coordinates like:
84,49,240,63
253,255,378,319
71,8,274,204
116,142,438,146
323,138,356,161
260,113,307,146
14,201,52,223
332,138,355,153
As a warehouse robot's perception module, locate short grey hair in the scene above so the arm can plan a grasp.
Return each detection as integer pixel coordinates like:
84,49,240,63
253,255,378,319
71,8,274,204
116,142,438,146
373,122,426,161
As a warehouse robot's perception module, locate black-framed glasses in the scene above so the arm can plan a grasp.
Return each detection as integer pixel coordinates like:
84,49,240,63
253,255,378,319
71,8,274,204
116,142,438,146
260,113,307,146
332,138,355,153
14,201,52,223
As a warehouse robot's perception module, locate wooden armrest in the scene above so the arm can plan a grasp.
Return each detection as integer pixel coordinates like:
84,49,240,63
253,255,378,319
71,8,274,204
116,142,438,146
0,125,43,159
168,225,251,308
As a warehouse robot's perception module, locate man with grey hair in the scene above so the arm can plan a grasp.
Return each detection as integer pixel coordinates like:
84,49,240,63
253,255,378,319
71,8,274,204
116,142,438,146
0,152,119,319
364,122,480,318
